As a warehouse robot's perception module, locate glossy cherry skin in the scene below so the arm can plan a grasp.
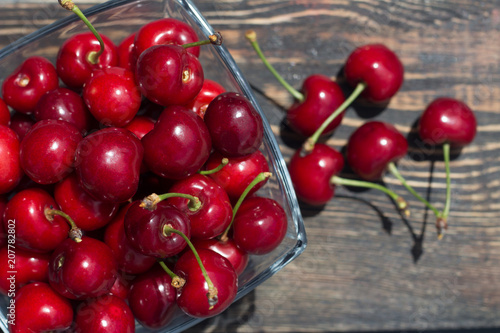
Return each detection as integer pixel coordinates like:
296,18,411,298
135,44,204,106
34,87,94,135
75,127,144,203
48,236,117,300
20,119,83,184
232,196,288,255
108,272,132,300
73,294,135,333
175,248,238,318
166,173,233,240
142,105,212,179
192,238,249,275
0,97,10,126
346,121,408,181
83,66,142,127
418,97,477,148
124,201,191,258
0,125,23,194
8,112,34,141
56,32,118,89
134,17,200,58
344,44,404,103
204,92,264,157
185,79,226,119
0,196,7,247
123,115,155,140
9,282,73,333
0,246,50,295
127,264,178,329
54,173,119,231
205,149,270,203
117,32,137,72
104,203,157,275
3,188,69,253
1,56,59,114
288,143,345,206
287,74,346,137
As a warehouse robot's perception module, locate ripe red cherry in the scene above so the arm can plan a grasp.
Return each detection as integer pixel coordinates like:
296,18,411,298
9,282,73,333
56,32,118,89
75,127,143,203
127,264,178,329
344,44,404,103
192,238,249,275
83,66,142,127
34,87,94,135
346,121,408,181
418,97,477,148
1,56,59,114
204,92,264,157
108,272,132,300
48,236,117,300
3,188,69,253
0,97,10,125
174,248,238,318
135,44,204,106
142,105,211,179
20,119,83,184
185,79,226,118
8,112,34,141
54,173,119,231
134,17,200,58
117,32,137,72
123,115,155,140
73,294,135,333
165,173,233,240
0,125,23,194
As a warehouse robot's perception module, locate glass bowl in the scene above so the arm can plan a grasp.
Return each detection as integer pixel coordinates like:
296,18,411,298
0,0,306,332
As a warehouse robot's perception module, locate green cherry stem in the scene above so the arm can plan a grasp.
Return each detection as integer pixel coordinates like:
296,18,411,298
140,192,201,212
199,158,229,175
434,142,452,239
157,260,186,289
245,30,304,101
302,82,366,153
44,207,83,242
182,32,223,49
58,0,104,65
220,171,272,242
331,175,409,216
162,225,218,308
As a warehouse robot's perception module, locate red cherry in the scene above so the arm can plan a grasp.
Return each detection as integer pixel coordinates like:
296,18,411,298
204,92,264,157
0,125,23,194
20,119,83,185
117,32,137,72
0,97,10,126
134,18,200,58
9,282,73,333
34,87,94,135
3,188,69,253
83,66,142,127
344,44,404,103
135,44,204,106
1,56,59,114
142,105,211,180
108,272,132,300
54,173,119,231
73,294,135,333
48,236,117,300
346,121,408,181
75,127,143,203
192,238,249,275
122,115,155,140
127,264,178,329
418,97,477,148
56,32,118,89
174,248,238,318
185,79,226,119
8,112,35,141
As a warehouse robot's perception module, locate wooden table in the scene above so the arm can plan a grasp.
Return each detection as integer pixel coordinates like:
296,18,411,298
1,1,499,332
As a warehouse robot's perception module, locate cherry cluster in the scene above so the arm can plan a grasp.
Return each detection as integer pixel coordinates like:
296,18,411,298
0,12,289,333
247,31,477,238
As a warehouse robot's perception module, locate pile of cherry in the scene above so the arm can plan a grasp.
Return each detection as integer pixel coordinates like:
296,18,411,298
0,16,289,332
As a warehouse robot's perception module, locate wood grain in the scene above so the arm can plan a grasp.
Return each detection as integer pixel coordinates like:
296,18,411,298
1,1,500,332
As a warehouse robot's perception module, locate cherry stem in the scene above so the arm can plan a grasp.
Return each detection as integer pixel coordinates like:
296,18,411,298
140,193,201,212
303,82,367,153
387,162,442,219
157,260,186,289
199,158,229,175
182,32,223,49
245,30,304,101
331,176,409,216
162,225,218,309
58,0,104,65
435,142,451,240
220,171,272,242
44,207,82,243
